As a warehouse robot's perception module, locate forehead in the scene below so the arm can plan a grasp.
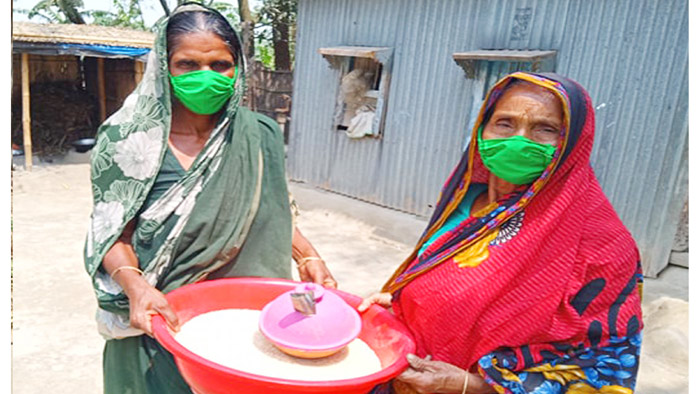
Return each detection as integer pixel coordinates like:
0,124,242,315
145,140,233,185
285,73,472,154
170,31,233,59
493,81,563,113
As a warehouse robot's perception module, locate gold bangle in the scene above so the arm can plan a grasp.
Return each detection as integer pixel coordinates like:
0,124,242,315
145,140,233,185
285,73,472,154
299,256,322,263
461,371,470,394
296,256,323,269
110,266,144,280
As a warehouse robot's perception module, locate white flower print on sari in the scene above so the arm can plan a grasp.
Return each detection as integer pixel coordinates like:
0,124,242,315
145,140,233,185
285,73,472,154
174,180,202,218
92,201,125,243
104,180,146,205
91,135,116,180
91,183,103,202
140,184,185,223
134,52,161,97
139,180,204,289
95,308,144,339
94,270,124,295
104,94,137,127
116,95,166,138
114,127,163,180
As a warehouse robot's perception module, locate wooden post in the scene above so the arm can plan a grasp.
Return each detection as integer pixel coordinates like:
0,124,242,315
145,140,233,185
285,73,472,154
134,60,144,87
97,57,106,122
21,53,32,171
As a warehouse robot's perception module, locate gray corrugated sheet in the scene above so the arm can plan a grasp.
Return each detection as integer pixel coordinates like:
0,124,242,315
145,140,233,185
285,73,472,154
287,0,688,277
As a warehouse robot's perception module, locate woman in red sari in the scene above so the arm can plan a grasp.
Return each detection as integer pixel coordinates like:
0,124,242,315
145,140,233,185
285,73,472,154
362,72,643,394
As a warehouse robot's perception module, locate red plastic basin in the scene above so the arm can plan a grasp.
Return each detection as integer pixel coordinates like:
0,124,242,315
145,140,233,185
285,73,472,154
152,277,415,394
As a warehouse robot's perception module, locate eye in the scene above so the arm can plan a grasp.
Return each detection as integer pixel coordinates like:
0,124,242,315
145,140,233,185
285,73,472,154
177,60,198,70
495,119,513,129
538,126,560,134
211,61,234,73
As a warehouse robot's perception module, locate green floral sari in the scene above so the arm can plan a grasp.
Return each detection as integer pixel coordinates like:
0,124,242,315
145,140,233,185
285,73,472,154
84,4,292,392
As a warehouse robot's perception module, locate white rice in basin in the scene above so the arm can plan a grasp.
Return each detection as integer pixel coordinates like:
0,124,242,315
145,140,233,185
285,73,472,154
174,309,382,381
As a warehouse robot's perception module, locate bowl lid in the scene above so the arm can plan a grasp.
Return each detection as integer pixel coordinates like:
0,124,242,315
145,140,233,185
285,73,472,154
259,283,361,351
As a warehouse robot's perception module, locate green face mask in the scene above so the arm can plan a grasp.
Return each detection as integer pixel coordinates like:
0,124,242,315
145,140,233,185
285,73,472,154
169,68,237,115
477,127,557,185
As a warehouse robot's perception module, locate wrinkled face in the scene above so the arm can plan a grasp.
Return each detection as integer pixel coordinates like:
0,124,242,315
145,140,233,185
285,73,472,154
482,82,564,147
168,31,235,78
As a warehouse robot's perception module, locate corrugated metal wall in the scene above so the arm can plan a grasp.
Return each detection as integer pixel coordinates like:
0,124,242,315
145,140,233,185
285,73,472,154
287,0,688,277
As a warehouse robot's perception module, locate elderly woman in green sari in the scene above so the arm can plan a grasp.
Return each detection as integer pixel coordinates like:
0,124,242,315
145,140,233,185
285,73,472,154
83,3,334,393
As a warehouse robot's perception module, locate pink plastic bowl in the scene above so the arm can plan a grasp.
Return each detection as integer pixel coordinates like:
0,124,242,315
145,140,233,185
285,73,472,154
259,282,362,359
152,278,416,394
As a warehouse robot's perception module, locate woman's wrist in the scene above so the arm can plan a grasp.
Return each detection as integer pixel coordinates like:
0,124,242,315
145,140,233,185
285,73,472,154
464,372,495,394
441,370,469,393
117,270,150,299
292,228,324,266
296,255,323,269
461,371,472,394
439,371,481,394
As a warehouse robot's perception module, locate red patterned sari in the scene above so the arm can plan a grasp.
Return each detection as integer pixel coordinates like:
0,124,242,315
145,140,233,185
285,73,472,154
382,72,643,394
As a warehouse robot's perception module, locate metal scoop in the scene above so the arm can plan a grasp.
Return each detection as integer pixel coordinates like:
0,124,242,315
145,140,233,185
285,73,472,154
290,290,317,316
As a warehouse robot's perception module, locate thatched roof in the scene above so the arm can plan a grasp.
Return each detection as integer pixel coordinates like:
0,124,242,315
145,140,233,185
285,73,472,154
12,21,155,48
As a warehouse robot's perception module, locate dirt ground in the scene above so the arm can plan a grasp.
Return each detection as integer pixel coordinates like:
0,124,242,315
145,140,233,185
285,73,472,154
11,154,688,393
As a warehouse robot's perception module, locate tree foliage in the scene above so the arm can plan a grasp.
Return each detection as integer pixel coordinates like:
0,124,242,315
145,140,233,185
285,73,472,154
24,0,88,24
89,0,146,30
149,0,241,31
17,0,297,70
57,0,86,23
20,0,148,29
258,0,296,27
207,1,241,27
256,0,297,70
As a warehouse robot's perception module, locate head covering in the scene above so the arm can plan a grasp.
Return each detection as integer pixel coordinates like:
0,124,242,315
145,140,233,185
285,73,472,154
84,3,292,339
382,72,643,379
